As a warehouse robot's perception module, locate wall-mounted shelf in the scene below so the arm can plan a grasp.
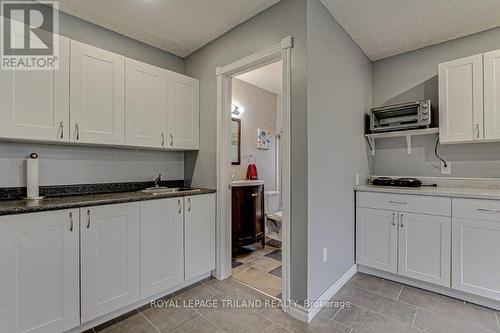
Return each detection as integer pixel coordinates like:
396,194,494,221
365,128,439,155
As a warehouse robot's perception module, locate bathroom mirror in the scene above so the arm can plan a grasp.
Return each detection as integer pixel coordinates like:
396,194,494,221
231,118,241,165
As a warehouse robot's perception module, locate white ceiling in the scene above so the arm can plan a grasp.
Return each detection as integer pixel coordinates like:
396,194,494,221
320,0,500,61
58,0,280,57
236,61,282,95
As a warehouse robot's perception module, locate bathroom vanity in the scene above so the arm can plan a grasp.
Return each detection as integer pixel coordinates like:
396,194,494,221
231,180,265,257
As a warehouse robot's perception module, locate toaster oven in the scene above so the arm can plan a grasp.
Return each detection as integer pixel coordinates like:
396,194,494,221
370,100,431,132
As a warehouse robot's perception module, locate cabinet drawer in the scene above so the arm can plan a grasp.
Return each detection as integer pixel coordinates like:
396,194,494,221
356,191,451,216
453,198,500,221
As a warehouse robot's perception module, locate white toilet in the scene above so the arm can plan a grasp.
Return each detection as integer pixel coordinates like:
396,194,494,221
265,191,282,241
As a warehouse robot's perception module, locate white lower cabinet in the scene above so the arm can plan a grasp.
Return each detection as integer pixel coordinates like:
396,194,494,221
80,203,140,323
452,198,500,301
0,209,80,333
140,198,184,298
398,212,451,287
356,207,398,274
185,194,216,280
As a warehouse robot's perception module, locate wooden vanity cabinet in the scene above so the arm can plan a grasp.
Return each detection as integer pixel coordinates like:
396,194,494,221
232,185,265,257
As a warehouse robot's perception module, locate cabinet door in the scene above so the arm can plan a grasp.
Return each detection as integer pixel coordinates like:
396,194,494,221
167,71,199,149
140,198,184,298
356,208,398,274
0,34,69,141
70,41,125,145
452,217,500,301
484,50,500,140
398,212,451,287
126,59,167,148
0,210,79,333
80,203,140,323
185,194,216,280
439,54,483,143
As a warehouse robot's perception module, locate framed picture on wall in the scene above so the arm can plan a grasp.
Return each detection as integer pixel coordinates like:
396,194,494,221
257,129,271,150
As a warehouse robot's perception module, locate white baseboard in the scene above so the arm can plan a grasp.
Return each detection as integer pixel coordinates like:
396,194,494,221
287,264,357,323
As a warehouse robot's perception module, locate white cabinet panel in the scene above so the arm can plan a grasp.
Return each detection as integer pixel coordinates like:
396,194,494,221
126,59,167,148
398,212,451,287
0,35,69,141
167,71,199,150
0,210,79,333
185,194,215,280
452,217,500,301
356,207,398,274
140,198,184,298
484,50,500,140
439,54,483,143
80,203,140,323
70,41,125,145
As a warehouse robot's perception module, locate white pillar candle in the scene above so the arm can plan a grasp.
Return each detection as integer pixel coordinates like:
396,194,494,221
26,153,39,199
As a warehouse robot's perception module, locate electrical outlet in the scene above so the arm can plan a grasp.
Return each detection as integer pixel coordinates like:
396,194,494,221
441,161,451,175
323,247,328,263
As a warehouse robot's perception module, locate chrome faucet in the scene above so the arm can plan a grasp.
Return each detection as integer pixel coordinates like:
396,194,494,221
154,174,162,187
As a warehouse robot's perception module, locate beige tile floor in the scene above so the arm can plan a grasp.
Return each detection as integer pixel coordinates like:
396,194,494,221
84,273,500,333
232,242,282,298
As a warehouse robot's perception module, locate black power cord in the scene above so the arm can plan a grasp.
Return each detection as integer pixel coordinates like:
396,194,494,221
434,136,447,167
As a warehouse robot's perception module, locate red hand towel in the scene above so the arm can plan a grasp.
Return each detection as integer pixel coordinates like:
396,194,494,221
246,163,259,180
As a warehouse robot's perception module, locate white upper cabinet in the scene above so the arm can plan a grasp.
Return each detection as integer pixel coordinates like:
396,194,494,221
80,203,140,323
0,35,70,142
484,50,500,141
140,198,184,298
70,41,125,145
0,209,80,333
439,54,483,144
126,59,167,148
185,194,216,280
167,71,200,150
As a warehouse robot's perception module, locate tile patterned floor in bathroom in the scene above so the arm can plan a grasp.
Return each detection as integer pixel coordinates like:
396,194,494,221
83,273,500,333
232,241,282,298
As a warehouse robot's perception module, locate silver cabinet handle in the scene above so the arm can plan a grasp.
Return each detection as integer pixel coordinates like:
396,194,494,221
59,121,64,139
69,212,74,232
188,198,192,212
389,200,407,205
161,133,165,146
477,208,500,214
392,212,396,226
75,124,80,141
170,133,174,146
178,199,182,214
400,213,404,227
86,209,91,229
251,193,258,197
475,124,480,138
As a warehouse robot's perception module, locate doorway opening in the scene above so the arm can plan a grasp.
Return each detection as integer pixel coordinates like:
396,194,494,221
215,37,292,307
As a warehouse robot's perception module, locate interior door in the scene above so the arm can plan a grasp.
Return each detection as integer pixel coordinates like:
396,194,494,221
80,203,140,323
0,33,70,141
398,212,451,287
185,194,216,280
452,217,500,301
140,198,184,298
126,58,167,148
0,210,80,333
438,54,483,143
167,71,199,149
70,40,125,145
484,50,500,140
356,207,398,274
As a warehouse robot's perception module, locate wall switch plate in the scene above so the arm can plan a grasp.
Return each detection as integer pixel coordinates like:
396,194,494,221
323,247,328,263
441,161,451,175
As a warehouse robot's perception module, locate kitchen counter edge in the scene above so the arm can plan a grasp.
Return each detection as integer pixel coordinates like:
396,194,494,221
354,185,500,200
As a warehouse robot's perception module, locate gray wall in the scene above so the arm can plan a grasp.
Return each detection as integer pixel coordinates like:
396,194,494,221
307,0,372,301
184,0,308,302
372,26,500,178
0,7,186,187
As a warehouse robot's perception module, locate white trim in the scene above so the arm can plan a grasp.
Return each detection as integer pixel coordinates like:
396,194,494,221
358,265,500,311
66,272,212,333
286,303,310,323
306,265,358,322
215,37,293,311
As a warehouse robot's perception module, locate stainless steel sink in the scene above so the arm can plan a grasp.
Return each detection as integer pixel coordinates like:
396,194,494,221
141,187,201,195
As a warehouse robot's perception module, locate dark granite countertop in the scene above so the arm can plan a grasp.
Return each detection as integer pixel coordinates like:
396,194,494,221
0,188,216,216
